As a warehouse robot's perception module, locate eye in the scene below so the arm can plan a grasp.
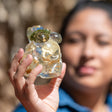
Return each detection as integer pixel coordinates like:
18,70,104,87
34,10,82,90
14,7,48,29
68,38,80,43
96,34,111,46
66,37,83,44
64,31,85,44
97,40,110,46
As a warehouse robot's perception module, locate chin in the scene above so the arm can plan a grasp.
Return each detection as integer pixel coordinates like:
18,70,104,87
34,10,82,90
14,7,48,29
69,77,104,93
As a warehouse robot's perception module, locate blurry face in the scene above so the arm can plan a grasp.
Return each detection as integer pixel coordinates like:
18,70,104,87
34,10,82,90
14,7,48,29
62,8,112,92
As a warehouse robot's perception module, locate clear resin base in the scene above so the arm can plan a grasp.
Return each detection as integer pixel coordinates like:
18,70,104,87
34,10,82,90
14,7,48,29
22,25,62,85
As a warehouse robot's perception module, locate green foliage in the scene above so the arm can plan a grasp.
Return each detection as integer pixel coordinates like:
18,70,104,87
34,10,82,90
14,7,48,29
30,29,50,43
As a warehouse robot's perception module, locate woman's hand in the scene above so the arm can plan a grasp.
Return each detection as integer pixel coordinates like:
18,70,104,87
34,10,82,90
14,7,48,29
8,48,66,112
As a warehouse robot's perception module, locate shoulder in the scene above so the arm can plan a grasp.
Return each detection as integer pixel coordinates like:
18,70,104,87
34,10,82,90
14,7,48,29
106,94,112,112
13,104,26,112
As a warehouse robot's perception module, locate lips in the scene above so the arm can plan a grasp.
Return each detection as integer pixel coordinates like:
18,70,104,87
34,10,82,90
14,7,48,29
77,65,96,76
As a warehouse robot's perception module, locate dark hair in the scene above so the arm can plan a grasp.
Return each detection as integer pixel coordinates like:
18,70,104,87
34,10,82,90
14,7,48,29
60,1,112,37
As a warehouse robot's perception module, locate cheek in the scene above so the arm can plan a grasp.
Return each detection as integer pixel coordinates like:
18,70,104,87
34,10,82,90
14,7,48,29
100,48,112,66
99,48,112,79
62,44,82,65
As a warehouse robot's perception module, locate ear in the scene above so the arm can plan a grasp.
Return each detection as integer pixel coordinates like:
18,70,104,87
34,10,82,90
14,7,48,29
50,32,62,44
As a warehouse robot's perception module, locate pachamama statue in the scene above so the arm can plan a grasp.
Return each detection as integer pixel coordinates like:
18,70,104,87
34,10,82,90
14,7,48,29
21,25,62,85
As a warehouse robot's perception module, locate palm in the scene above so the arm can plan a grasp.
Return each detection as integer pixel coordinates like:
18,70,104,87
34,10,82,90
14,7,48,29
25,77,62,112
35,78,60,110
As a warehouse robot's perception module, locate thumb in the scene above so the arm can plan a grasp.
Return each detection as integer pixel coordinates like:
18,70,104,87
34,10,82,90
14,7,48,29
49,62,66,88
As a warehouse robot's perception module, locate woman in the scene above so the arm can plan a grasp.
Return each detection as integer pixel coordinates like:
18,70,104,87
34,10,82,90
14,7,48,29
9,1,112,112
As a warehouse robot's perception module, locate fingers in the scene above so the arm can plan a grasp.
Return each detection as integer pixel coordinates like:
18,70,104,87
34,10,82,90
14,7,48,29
14,54,33,79
13,54,33,90
8,48,24,83
24,65,43,100
26,65,42,85
56,62,66,87
49,62,66,88
8,48,43,103
59,62,66,80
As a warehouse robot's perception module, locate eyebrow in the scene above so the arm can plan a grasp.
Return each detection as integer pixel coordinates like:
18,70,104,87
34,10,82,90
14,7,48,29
66,31,112,38
65,31,85,37
96,34,111,38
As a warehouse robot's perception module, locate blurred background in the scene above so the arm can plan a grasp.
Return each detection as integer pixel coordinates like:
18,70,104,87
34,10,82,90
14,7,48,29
0,0,110,112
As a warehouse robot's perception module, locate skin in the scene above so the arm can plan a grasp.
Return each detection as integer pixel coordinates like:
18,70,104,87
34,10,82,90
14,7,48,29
8,49,66,112
61,8,112,112
8,8,112,112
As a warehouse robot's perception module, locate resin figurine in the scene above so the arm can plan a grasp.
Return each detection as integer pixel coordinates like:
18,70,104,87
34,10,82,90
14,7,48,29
22,25,62,84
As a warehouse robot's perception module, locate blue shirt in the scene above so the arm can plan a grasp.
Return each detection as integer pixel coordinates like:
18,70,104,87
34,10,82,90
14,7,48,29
14,88,112,112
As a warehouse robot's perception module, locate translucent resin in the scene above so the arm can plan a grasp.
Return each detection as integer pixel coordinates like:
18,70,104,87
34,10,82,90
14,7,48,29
22,25,62,84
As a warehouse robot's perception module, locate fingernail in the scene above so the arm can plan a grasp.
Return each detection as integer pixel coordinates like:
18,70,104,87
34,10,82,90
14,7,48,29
26,55,29,59
17,49,21,53
36,64,42,70
18,48,24,54
26,54,31,59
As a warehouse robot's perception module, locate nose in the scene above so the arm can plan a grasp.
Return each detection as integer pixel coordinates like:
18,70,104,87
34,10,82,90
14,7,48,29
82,39,95,59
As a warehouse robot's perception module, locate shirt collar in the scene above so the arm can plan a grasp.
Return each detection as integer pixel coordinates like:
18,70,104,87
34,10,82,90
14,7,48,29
59,88,91,112
106,94,112,112
59,88,112,112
